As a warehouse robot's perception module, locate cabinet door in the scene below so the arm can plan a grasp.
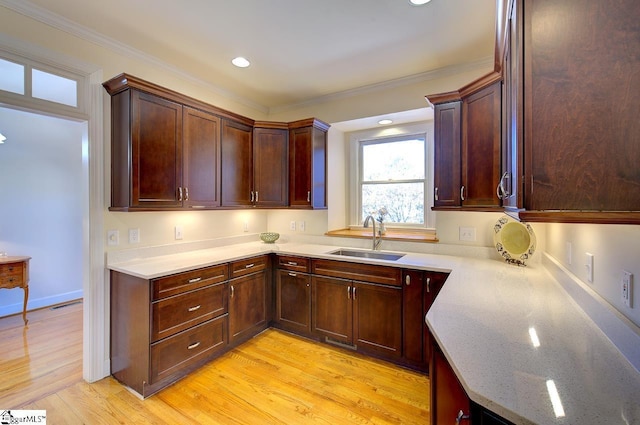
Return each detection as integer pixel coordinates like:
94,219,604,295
229,270,267,343
462,82,502,207
131,90,183,208
276,269,311,334
524,0,640,211
182,107,221,208
423,272,448,365
311,275,352,343
433,102,462,207
289,125,327,209
403,270,425,366
431,342,471,425
353,282,402,359
501,0,523,212
254,128,288,207
221,119,253,207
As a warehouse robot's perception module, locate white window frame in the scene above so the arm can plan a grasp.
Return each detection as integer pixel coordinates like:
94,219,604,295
347,122,435,230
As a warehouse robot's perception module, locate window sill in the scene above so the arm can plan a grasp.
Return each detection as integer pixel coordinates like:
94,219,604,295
325,228,439,243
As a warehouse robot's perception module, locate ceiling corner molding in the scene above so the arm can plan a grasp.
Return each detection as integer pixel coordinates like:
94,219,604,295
268,56,495,115
0,0,269,115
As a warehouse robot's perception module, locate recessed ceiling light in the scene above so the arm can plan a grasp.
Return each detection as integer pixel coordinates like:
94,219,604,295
378,119,393,125
231,57,250,68
409,0,431,5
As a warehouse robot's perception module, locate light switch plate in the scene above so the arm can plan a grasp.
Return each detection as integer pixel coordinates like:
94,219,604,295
459,226,476,242
585,253,594,283
107,230,119,246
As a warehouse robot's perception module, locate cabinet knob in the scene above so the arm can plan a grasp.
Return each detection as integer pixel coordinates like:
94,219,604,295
405,275,411,286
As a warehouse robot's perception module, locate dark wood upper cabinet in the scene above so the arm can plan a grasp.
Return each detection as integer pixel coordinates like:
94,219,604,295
497,0,640,224
433,101,462,208
253,124,289,207
462,82,501,208
110,89,183,210
104,73,328,212
183,107,221,208
289,118,330,209
220,119,253,207
428,78,503,211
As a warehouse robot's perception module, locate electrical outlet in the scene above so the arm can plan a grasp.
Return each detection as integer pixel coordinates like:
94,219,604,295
622,271,633,308
459,226,476,242
107,230,119,246
290,221,296,231
585,253,594,283
175,226,183,240
129,228,140,244
299,221,306,232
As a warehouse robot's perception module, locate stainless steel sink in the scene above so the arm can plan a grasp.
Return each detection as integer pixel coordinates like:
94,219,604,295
329,249,405,261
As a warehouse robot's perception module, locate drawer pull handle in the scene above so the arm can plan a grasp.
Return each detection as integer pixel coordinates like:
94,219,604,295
188,305,201,312
460,185,465,201
405,275,411,286
455,410,470,424
178,187,183,202
307,191,311,202
426,277,431,293
230,285,234,298
8,267,14,272
347,286,351,299
245,263,255,269
187,342,201,350
188,277,202,284
288,272,297,277
352,286,357,300
287,261,298,266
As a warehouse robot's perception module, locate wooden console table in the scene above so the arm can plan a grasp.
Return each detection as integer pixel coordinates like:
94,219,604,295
0,256,31,325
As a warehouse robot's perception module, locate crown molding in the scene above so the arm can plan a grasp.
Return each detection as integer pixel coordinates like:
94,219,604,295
268,56,494,115
0,0,269,114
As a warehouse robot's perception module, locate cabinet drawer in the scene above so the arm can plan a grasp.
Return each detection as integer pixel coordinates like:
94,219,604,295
277,255,310,273
311,259,401,287
0,262,23,278
230,255,268,279
150,314,227,384
152,282,228,342
152,263,228,300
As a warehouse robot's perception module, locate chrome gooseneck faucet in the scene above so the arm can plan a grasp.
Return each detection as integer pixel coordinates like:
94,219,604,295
363,215,382,250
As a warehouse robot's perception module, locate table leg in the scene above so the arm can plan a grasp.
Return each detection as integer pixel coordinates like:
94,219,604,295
22,285,29,325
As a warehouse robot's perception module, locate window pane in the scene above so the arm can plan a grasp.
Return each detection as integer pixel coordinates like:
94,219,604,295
0,58,25,95
362,139,424,181
32,69,78,107
362,182,424,224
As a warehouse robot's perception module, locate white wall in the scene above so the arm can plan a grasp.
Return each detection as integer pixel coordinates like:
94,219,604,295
545,223,640,327
0,107,84,316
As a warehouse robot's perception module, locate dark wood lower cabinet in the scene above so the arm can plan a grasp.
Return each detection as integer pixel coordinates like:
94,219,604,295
312,275,353,343
353,282,402,359
275,269,311,334
431,340,515,425
229,270,268,344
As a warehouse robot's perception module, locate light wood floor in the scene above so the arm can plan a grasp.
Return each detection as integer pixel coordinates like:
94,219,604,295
0,301,430,424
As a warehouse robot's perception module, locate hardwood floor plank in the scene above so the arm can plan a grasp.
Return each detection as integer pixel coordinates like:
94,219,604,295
0,302,430,424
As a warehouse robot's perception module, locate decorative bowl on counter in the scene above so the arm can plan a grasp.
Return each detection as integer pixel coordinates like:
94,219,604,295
259,232,280,243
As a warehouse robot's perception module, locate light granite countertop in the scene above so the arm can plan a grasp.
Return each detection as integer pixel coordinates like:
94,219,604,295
107,239,640,425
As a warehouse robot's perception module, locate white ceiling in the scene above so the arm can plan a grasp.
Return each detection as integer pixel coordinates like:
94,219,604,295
12,0,497,113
